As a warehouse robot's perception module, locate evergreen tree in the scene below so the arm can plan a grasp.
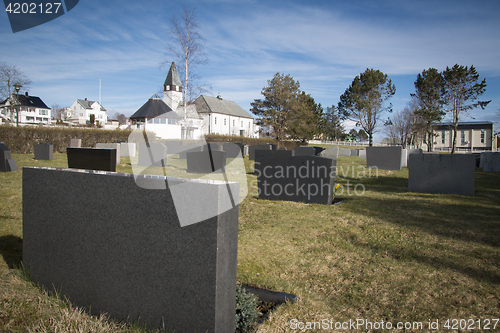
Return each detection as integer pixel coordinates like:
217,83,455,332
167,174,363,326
338,68,396,146
323,106,344,141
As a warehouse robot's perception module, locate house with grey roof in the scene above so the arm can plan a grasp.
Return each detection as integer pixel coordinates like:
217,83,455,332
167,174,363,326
130,94,181,139
0,91,51,125
66,98,108,125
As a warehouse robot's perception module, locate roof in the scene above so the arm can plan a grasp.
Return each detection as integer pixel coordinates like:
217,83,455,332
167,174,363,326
1,94,49,109
433,121,494,130
130,94,181,120
77,99,106,111
164,62,183,88
194,95,254,119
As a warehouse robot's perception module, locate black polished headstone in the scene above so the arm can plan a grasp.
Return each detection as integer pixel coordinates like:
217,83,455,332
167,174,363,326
34,143,53,160
255,155,336,205
67,148,117,172
187,150,227,173
0,142,17,172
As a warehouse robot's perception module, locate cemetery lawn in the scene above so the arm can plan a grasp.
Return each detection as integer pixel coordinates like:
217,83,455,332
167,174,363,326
0,152,499,332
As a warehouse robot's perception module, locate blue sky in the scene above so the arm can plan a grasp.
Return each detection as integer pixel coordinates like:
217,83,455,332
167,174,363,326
1,0,499,142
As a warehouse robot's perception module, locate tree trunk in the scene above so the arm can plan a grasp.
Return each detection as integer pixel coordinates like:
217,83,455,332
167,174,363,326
451,126,457,154
368,133,373,146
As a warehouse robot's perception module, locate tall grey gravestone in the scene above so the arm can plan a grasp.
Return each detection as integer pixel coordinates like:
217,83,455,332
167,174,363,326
408,154,475,195
366,146,403,170
0,142,17,172
34,143,53,160
254,155,336,205
23,167,239,332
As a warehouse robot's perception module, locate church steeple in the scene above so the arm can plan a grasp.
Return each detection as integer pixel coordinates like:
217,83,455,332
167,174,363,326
163,62,183,111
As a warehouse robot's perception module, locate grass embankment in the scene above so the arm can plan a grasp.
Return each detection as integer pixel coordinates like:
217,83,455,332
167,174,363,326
1,151,499,332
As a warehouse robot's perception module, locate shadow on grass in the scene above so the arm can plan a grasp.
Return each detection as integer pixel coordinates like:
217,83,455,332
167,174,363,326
0,235,23,269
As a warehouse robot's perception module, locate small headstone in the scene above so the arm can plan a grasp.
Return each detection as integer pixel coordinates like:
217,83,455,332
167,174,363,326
255,155,336,205
400,149,408,168
350,149,358,156
120,143,136,157
358,150,366,159
243,145,249,156
311,146,325,156
69,139,81,148
186,150,227,173
321,146,339,159
67,147,117,172
138,142,167,166
366,147,403,170
0,142,17,172
34,143,53,160
480,152,500,172
96,143,120,165
293,147,315,156
222,142,244,158
338,149,351,157
248,144,272,161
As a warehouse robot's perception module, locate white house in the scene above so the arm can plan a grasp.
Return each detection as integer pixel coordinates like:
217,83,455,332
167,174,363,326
66,98,108,125
0,92,51,125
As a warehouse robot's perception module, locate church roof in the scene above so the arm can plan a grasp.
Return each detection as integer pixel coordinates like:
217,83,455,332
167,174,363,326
164,62,182,88
194,95,253,119
130,94,181,119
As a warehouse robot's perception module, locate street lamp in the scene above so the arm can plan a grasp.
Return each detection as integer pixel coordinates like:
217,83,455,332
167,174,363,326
13,82,22,127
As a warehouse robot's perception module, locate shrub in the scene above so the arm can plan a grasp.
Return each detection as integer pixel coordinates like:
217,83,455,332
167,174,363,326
235,284,259,333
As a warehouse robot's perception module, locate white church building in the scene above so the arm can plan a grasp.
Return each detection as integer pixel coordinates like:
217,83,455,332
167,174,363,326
131,62,258,140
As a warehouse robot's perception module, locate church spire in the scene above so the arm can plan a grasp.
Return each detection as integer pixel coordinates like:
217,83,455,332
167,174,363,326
164,62,182,91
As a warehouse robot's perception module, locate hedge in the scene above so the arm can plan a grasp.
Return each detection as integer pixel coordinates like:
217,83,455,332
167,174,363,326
0,125,303,154
0,125,133,154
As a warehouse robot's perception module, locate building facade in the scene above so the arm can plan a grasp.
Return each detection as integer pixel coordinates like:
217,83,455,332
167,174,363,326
430,121,496,152
0,92,51,125
66,98,108,125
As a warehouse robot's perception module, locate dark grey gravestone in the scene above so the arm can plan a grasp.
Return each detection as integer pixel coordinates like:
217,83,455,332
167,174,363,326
96,143,120,165
138,142,167,166
178,145,204,159
23,167,238,333
34,143,53,160
293,147,315,156
366,146,403,170
248,144,272,161
187,150,227,173
67,148,117,172
254,149,294,162
255,155,336,205
480,152,500,172
0,142,17,172
222,142,244,158
311,146,325,156
406,148,422,165
408,154,475,195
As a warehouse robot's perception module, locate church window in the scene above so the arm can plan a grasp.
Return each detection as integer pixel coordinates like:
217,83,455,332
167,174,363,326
224,118,226,126
214,117,217,125
481,129,485,143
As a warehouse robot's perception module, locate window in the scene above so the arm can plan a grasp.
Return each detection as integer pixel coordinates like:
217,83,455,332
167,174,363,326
224,118,226,126
233,119,235,126
168,119,178,125
441,130,445,144
214,117,217,125
461,130,465,145
147,118,153,124
26,116,34,122
36,117,43,122
154,118,160,124
481,129,485,143
160,118,166,124
241,121,243,127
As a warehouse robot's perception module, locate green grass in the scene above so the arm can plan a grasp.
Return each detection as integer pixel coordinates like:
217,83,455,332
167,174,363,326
1,152,500,332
